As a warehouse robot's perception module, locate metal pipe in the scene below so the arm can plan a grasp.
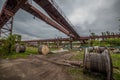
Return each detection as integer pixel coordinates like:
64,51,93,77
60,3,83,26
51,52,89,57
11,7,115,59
21,2,75,37
33,0,80,38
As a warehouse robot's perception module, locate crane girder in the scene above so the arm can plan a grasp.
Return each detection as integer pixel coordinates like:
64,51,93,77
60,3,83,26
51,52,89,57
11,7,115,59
21,2,75,37
0,0,27,28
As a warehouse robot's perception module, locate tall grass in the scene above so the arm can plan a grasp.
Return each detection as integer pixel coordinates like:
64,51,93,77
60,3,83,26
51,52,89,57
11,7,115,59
68,51,120,80
0,47,38,59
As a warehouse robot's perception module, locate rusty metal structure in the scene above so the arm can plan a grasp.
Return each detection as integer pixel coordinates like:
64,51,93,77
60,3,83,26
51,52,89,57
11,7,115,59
0,0,79,38
0,16,13,36
21,2,74,37
23,34,120,43
33,0,80,38
0,0,28,36
0,0,120,44
22,34,120,49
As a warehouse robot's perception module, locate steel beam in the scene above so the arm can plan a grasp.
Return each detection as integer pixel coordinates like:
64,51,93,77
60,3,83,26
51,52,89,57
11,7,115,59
22,34,120,43
0,0,27,28
0,0,27,37
79,34,120,40
33,0,80,38
21,2,74,37
0,16,13,36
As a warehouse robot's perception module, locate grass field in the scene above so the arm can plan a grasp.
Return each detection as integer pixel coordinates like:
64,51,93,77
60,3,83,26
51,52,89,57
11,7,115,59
68,51,120,80
0,47,120,80
1,47,38,59
111,53,120,80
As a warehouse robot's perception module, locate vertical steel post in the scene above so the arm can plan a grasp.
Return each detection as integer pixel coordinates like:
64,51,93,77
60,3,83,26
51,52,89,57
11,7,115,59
69,37,73,49
10,16,14,35
0,28,1,37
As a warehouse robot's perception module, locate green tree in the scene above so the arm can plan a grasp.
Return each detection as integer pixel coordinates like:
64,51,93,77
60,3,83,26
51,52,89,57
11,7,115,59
14,34,21,42
3,35,16,54
106,31,110,35
0,34,22,56
90,32,96,40
91,32,95,36
111,32,114,35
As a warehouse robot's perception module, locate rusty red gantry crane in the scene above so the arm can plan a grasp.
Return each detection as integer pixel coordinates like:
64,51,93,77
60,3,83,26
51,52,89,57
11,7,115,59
0,0,79,37
0,0,120,45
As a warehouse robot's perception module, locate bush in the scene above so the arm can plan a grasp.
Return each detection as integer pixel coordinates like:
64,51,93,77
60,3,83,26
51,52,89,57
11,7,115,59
0,34,22,56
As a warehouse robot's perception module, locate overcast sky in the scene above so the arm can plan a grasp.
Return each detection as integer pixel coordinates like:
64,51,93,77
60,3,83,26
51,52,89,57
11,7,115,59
0,0,120,40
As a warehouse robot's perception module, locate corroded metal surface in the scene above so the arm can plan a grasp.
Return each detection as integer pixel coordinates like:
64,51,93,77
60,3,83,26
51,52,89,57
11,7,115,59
33,0,80,38
0,0,27,28
83,48,113,80
21,2,74,37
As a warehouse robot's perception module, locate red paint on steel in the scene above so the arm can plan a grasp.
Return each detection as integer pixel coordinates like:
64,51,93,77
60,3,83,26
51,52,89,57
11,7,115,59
0,0,27,28
79,34,120,40
33,0,80,38
21,2,75,37
22,34,120,43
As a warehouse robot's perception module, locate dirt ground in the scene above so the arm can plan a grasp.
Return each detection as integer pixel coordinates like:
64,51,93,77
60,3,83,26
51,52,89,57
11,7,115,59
0,52,77,80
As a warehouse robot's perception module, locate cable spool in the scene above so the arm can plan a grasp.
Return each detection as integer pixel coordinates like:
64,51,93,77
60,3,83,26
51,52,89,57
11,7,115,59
88,46,107,53
38,45,50,55
15,44,26,53
83,47,113,80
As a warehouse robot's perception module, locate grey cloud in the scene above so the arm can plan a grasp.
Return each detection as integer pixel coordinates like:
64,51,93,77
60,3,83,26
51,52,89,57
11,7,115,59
13,12,67,40
59,0,120,36
0,0,5,12
0,0,120,40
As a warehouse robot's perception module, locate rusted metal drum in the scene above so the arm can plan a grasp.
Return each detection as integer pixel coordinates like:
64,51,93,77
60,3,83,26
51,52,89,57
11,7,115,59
83,48,113,80
15,44,26,53
38,45,50,55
